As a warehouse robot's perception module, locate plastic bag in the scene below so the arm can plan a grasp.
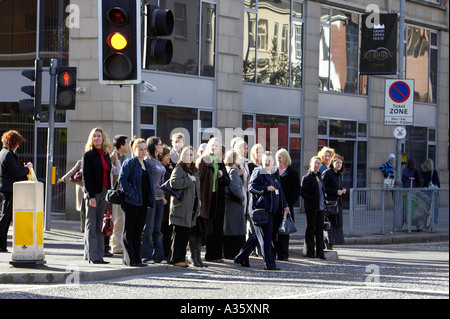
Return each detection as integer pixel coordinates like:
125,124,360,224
27,167,37,181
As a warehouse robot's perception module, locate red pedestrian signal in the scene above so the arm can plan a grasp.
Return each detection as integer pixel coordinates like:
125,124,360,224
56,67,77,110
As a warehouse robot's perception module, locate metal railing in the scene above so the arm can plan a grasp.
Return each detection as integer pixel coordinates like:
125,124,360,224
349,187,448,235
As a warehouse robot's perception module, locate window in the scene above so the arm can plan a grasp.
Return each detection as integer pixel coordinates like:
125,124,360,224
405,26,438,104
0,0,70,67
243,0,303,88
147,0,216,77
319,6,367,95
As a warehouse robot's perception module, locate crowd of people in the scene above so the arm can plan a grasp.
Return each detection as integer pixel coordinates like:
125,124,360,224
0,128,442,269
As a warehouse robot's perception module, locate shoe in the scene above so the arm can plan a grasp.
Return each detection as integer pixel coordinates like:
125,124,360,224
172,262,189,267
318,255,326,260
234,259,250,267
104,252,113,257
0,248,8,253
143,259,155,264
264,267,281,271
130,263,147,267
90,260,110,264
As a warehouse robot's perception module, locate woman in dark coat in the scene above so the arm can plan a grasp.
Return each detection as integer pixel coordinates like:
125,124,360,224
82,127,112,264
321,154,346,249
223,151,246,260
300,156,326,259
0,130,33,252
275,148,300,261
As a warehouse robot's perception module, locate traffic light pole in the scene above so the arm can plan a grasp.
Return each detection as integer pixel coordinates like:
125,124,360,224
131,83,141,138
44,58,57,231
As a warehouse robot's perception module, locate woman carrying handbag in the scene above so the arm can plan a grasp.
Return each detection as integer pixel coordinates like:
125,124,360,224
321,154,346,249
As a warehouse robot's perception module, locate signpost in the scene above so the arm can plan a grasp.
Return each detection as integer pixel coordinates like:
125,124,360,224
384,79,414,126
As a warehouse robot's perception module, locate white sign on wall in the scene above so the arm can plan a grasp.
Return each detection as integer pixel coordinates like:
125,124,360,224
384,79,414,126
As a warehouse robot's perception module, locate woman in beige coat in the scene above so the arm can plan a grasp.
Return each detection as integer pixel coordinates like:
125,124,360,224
58,159,85,232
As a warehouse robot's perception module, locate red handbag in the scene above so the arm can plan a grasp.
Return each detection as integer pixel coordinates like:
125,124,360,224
102,204,114,237
69,170,82,183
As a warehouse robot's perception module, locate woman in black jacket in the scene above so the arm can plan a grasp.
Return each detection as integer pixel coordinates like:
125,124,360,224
300,156,326,259
0,130,33,252
275,148,300,261
321,154,346,249
82,128,112,264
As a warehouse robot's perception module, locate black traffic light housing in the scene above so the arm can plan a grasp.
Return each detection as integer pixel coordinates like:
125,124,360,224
19,59,43,121
143,4,174,67
98,0,141,85
56,66,77,110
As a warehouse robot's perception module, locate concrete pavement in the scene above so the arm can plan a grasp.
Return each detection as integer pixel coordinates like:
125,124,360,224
0,209,448,284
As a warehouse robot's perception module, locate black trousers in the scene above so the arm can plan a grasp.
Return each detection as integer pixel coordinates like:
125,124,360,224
169,225,191,263
305,209,325,257
121,201,147,266
0,192,12,251
205,194,224,260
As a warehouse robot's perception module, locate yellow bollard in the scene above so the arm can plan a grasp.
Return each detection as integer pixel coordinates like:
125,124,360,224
10,181,46,266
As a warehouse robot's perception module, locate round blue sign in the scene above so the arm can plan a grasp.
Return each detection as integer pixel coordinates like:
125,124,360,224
389,81,410,103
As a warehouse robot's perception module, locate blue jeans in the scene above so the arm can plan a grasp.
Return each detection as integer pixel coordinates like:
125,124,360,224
141,199,165,263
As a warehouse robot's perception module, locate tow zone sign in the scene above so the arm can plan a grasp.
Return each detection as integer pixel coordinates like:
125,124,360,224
384,79,414,126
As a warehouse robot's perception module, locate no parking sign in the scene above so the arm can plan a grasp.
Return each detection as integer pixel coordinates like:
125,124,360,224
384,79,414,126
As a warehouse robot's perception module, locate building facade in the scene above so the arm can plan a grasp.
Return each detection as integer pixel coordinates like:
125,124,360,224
0,0,448,219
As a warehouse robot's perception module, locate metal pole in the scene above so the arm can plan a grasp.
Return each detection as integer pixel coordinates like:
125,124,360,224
44,59,57,231
34,0,41,172
395,0,405,186
131,84,141,139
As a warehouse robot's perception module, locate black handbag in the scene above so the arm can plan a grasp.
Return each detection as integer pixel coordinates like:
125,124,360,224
161,180,182,200
278,214,297,234
325,200,338,215
106,182,126,205
250,208,268,226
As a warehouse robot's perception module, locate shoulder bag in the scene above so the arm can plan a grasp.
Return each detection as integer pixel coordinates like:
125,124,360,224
250,208,268,226
325,174,341,216
161,179,182,200
106,159,135,205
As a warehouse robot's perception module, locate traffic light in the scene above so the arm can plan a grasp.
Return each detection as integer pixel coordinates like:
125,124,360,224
19,59,43,121
56,66,77,110
143,4,174,67
98,0,141,85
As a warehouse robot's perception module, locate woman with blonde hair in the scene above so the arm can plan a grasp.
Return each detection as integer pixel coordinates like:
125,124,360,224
275,148,300,260
196,137,224,264
318,146,335,174
82,127,112,264
300,156,326,259
248,143,264,177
